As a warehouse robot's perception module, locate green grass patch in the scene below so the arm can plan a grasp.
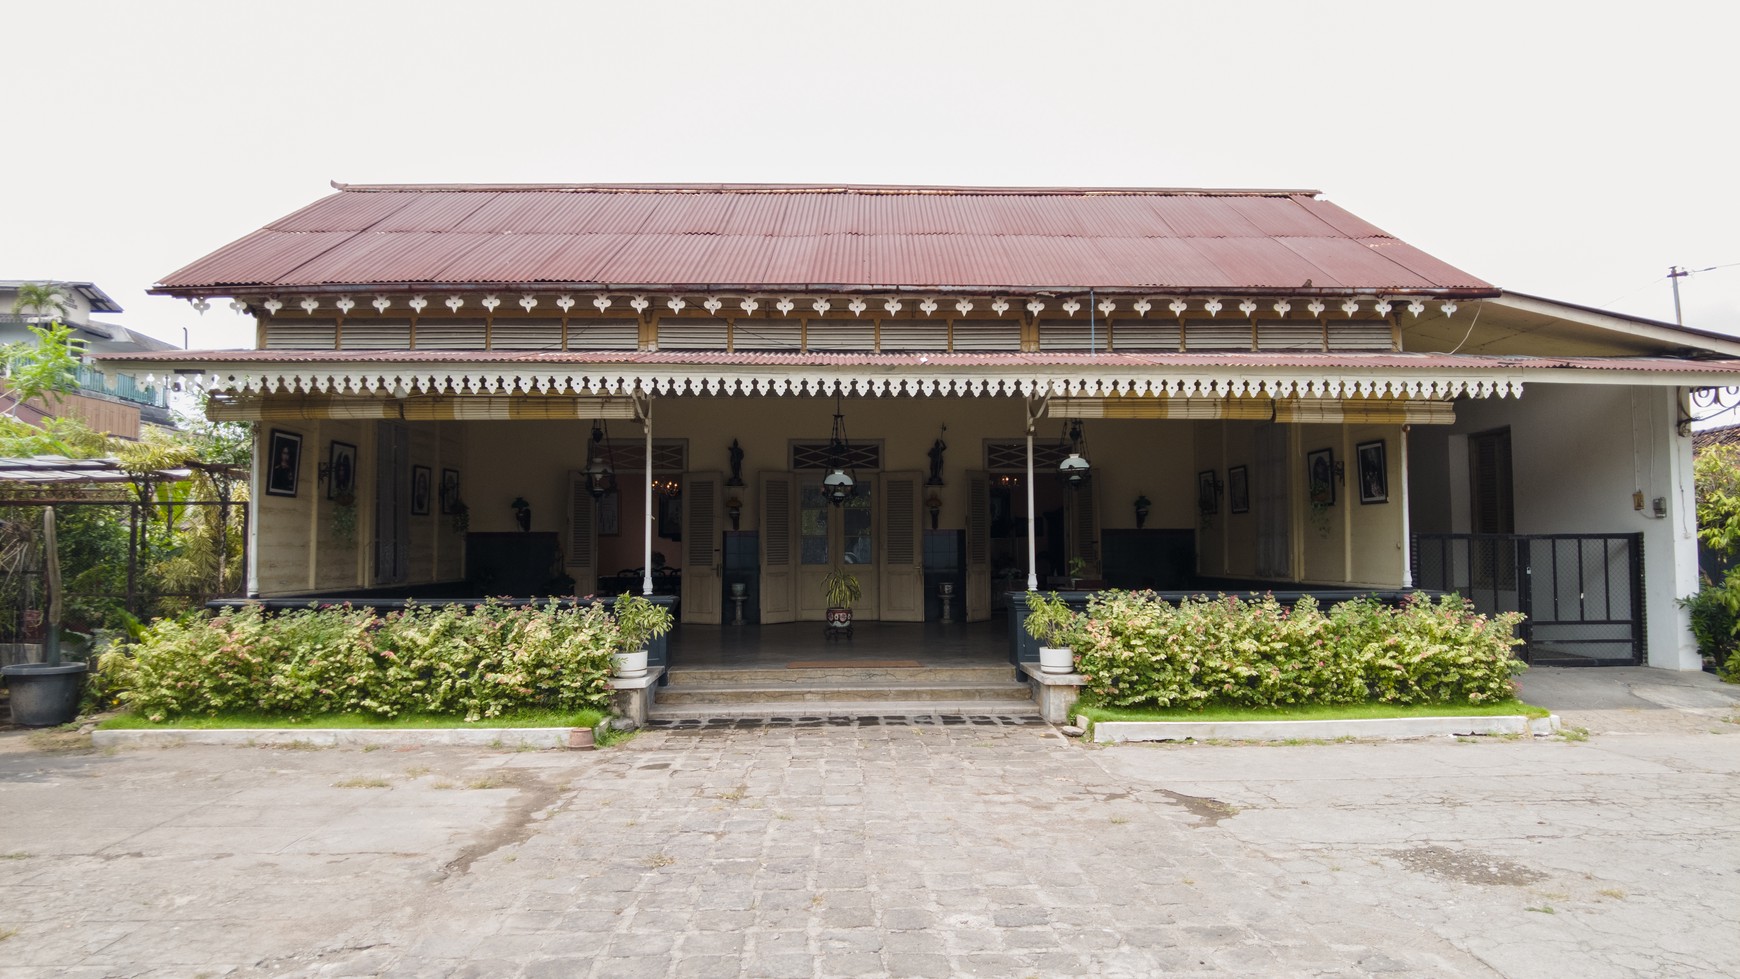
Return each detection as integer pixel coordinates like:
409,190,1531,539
1075,699,1548,725
96,708,606,731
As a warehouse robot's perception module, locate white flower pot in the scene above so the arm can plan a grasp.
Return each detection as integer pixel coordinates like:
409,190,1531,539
612,648,649,679
1039,646,1074,675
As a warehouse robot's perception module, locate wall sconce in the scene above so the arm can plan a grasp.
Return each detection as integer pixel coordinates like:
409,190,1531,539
1133,494,1151,529
510,496,532,532
926,492,942,530
726,496,743,530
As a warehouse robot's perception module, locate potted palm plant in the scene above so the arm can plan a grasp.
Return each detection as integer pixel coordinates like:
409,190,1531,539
821,568,861,639
610,592,672,678
1023,591,1081,674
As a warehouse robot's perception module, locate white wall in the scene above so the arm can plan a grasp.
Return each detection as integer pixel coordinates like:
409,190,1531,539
1412,384,1699,670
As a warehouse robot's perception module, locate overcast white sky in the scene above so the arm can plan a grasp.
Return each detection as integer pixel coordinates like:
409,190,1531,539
5,0,1737,349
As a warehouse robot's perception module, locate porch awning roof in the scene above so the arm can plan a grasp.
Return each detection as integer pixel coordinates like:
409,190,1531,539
93,348,1740,402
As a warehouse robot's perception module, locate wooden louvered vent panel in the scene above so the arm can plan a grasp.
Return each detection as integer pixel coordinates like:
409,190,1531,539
877,320,949,352
1326,322,1394,351
1185,322,1253,351
415,319,488,350
763,478,792,565
805,319,875,351
1113,322,1183,351
686,476,717,566
656,320,729,350
265,322,338,350
1039,319,1107,352
491,320,564,351
951,320,1019,351
569,319,638,351
733,319,802,351
1256,322,1323,351
986,441,1070,473
885,475,916,566
341,321,412,351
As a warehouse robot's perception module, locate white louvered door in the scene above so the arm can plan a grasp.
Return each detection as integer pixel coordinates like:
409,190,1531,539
878,471,924,621
565,471,597,597
966,470,991,621
681,472,722,624
758,472,797,623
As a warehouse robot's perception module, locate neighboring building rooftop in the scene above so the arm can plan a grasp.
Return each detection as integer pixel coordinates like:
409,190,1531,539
0,280,123,316
152,183,1497,298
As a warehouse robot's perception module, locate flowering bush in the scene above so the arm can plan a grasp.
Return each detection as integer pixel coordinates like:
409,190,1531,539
1073,591,1524,710
101,600,619,723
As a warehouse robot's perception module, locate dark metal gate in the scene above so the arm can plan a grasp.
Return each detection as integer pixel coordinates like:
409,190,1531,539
1412,533,1645,666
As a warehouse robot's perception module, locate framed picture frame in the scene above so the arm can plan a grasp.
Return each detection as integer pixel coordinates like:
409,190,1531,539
1357,440,1389,504
598,487,620,536
265,429,302,497
327,441,357,502
1197,470,1219,515
1228,465,1250,514
440,468,461,514
411,465,432,516
1307,448,1336,507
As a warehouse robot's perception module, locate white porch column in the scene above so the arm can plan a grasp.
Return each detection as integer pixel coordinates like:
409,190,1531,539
1025,401,1039,592
246,423,263,597
1652,387,1702,669
1400,425,1413,588
642,396,654,597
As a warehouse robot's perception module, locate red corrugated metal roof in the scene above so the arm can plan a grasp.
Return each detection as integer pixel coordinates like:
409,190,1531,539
153,184,1497,298
95,348,1740,375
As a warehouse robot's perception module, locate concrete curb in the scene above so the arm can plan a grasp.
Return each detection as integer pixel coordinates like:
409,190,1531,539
91,726,592,749
1087,713,1562,744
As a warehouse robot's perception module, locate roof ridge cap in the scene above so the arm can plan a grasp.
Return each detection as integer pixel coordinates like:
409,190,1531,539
328,180,1321,198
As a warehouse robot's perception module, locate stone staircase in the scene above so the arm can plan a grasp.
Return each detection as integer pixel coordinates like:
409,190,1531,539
647,663,1039,720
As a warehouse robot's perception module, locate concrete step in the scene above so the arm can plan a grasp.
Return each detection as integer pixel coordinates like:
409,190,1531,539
648,699,1042,720
665,665,1020,686
653,681,1032,707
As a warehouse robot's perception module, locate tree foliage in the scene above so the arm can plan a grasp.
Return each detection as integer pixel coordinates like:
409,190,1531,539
2,322,85,418
1686,443,1740,680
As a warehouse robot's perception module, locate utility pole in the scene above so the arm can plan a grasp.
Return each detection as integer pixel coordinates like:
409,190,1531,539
1668,265,1689,325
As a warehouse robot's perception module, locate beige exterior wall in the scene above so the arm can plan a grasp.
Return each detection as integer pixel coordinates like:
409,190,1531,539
1193,419,1408,588
252,419,467,595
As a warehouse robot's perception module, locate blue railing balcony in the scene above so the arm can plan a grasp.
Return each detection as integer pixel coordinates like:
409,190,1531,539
75,366,169,408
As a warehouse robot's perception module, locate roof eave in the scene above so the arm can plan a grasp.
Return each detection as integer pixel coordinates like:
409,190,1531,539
148,282,1503,301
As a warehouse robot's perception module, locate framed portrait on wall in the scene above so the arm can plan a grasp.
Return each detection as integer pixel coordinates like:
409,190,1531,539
1228,465,1250,514
266,429,302,497
327,441,357,502
1197,470,1219,515
411,465,432,516
1307,448,1335,507
1357,440,1389,504
440,468,461,514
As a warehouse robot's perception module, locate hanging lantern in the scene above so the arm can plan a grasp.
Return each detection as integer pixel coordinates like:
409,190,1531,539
824,395,856,506
1058,420,1091,489
584,421,616,500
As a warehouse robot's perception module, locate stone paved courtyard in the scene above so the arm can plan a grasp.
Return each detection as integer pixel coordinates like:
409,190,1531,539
1,672,1737,977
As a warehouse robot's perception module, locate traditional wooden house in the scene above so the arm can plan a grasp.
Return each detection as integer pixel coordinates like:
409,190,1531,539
100,182,1740,671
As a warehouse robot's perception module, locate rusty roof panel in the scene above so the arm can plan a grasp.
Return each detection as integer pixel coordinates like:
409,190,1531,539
156,230,353,290
1187,238,1346,289
155,185,1497,296
268,192,404,233
1289,196,1392,239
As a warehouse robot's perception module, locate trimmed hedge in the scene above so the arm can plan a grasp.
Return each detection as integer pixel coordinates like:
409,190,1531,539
1073,591,1524,710
100,601,618,723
